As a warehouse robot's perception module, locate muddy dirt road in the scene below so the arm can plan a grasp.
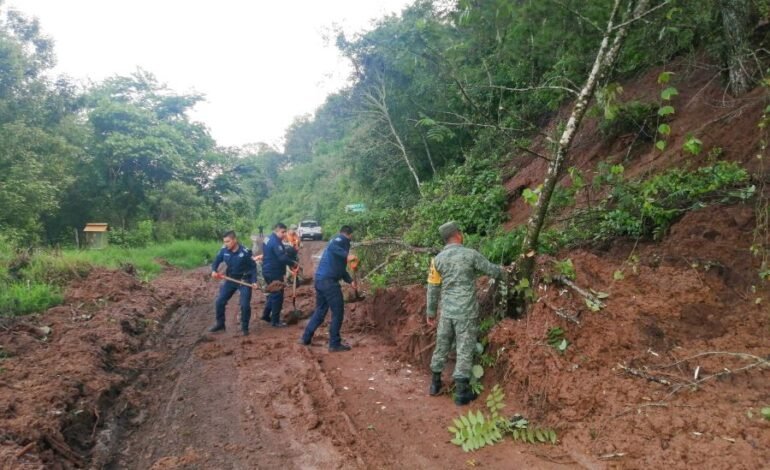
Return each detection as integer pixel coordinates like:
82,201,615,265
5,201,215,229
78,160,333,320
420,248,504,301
107,242,576,469
6,230,767,469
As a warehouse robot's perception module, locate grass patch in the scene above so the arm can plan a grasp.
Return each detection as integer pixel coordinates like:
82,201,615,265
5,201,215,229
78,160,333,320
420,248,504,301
0,282,62,317
0,239,220,317
59,239,219,280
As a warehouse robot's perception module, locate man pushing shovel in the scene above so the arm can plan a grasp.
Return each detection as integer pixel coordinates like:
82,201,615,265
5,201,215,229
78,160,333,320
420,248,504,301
209,231,258,336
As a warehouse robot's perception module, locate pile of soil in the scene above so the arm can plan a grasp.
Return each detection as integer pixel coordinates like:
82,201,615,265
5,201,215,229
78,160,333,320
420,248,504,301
0,267,208,469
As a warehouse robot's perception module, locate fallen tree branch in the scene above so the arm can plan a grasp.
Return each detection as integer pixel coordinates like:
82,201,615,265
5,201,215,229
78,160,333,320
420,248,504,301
555,275,606,309
691,360,769,387
484,84,579,96
417,340,437,356
543,299,580,324
516,145,552,162
43,434,85,467
362,251,403,280
617,363,672,386
353,239,438,254
653,351,768,369
15,442,35,459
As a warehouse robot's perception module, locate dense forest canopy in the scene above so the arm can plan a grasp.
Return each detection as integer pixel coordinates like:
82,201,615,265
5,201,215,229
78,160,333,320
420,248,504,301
0,0,766,248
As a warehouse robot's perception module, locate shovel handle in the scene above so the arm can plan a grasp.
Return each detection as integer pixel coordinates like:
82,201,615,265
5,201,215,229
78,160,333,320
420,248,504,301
220,275,260,290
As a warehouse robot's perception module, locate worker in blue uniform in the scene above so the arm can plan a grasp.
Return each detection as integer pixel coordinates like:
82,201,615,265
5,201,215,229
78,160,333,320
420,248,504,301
300,225,357,352
210,231,257,335
261,223,299,327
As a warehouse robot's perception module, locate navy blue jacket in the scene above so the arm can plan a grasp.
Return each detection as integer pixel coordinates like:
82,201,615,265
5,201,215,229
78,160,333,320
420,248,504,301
315,234,353,284
262,232,295,279
211,244,257,283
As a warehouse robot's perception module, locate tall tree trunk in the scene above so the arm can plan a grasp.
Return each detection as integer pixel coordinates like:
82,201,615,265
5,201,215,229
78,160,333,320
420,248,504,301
364,78,423,195
421,133,437,175
518,0,652,289
720,0,755,96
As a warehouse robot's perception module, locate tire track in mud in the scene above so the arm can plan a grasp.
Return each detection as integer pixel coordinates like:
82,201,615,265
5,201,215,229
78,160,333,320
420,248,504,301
108,295,369,469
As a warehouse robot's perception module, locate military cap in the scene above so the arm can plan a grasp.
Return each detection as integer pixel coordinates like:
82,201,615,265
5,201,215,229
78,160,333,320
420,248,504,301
439,221,460,240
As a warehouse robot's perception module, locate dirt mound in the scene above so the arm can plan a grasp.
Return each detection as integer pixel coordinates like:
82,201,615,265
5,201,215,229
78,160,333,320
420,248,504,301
331,201,769,468
486,203,770,468
345,285,435,368
0,267,209,469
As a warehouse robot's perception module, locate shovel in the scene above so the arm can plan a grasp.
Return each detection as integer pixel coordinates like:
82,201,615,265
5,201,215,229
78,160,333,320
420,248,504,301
286,269,303,325
218,274,260,289
216,274,285,293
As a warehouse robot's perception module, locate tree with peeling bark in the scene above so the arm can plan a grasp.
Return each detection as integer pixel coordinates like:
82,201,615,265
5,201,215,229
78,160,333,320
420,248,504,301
720,0,756,96
517,0,658,291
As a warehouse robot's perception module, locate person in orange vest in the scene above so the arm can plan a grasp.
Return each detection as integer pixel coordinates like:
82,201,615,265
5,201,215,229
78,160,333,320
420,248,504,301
285,225,302,282
286,225,301,250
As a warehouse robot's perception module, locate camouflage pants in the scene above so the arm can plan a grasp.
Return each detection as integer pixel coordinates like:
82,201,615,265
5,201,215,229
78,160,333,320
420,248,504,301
430,316,478,380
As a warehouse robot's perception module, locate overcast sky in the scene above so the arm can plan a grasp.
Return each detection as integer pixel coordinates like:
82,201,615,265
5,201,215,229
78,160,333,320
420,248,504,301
6,0,413,148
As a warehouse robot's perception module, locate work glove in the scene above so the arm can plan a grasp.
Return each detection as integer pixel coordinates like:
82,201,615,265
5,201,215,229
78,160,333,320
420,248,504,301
347,254,360,271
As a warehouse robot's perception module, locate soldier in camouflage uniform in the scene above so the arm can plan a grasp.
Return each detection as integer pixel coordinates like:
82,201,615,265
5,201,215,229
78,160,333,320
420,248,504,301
426,221,505,405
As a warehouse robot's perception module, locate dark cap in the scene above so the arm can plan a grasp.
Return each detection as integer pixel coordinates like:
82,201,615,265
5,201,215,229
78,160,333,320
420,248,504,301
439,221,460,241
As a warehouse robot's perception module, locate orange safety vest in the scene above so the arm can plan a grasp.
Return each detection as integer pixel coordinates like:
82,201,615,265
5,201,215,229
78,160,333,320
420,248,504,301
286,232,300,250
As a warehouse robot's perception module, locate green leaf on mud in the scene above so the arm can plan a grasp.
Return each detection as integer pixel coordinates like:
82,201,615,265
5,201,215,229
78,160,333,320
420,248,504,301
585,298,602,312
548,430,558,444
658,71,674,84
661,87,678,100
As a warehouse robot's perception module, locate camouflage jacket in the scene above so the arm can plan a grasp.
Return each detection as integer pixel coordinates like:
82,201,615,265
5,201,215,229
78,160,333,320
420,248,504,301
426,243,502,319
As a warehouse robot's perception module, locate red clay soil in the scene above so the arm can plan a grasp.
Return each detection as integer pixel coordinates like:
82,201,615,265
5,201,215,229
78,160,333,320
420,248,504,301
505,59,768,228
0,267,208,469
2,207,768,469
485,203,770,469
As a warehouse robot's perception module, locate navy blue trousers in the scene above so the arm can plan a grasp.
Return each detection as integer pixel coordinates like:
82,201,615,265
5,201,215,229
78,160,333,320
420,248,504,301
215,280,252,329
301,278,345,347
261,275,285,325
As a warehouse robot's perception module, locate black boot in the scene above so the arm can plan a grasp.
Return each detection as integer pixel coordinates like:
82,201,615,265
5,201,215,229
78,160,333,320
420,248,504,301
429,372,442,396
208,323,225,333
454,378,477,406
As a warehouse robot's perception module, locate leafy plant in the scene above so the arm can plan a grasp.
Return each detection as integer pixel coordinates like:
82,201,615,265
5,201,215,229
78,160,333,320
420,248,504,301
522,187,541,206
553,258,576,280
565,162,752,243
448,385,558,452
546,327,569,354
470,364,485,396
510,417,558,445
683,135,703,155
449,408,504,452
598,100,658,141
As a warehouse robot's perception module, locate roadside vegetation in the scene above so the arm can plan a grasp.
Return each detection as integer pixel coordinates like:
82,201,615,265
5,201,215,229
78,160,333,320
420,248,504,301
0,239,218,317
